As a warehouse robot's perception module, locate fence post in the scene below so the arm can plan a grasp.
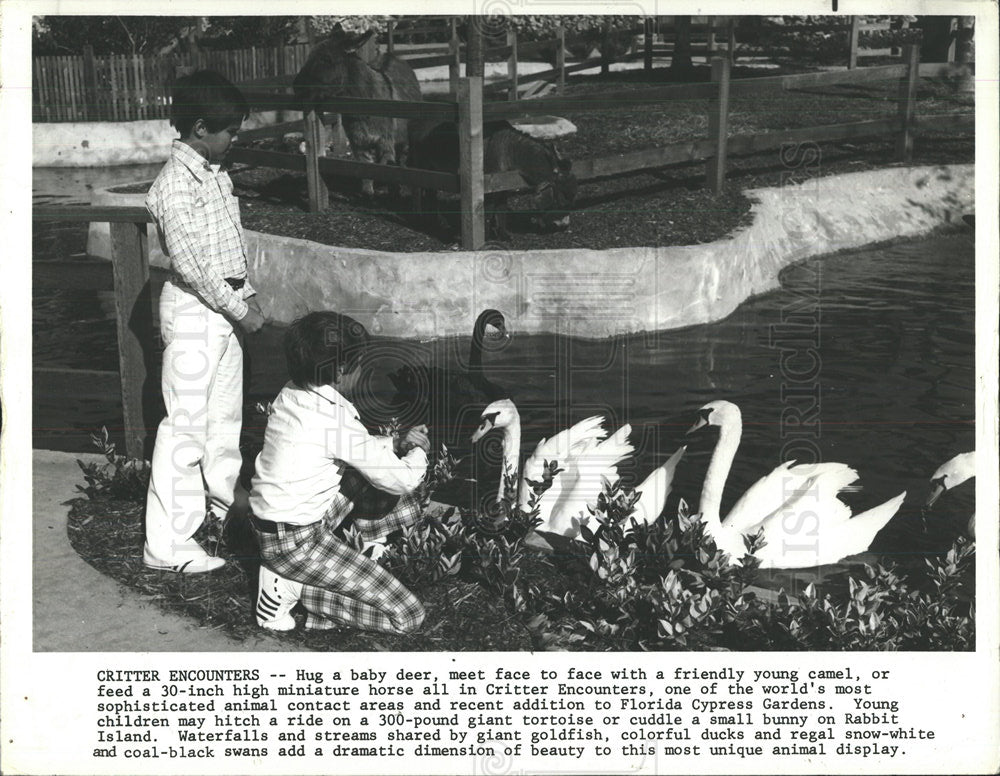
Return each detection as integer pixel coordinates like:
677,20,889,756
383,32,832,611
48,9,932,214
82,45,98,121
449,18,461,96
727,19,736,62
556,26,566,94
895,44,919,162
706,16,716,62
458,77,485,250
848,16,861,69
507,27,518,101
109,221,152,460
706,56,731,195
601,18,611,76
304,109,329,212
386,20,395,54
644,18,654,72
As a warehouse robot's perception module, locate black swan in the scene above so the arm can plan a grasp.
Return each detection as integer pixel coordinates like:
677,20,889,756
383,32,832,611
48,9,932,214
388,309,510,451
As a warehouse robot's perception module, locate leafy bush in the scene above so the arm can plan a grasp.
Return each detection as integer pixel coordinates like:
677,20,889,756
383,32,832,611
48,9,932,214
311,16,391,36
375,457,975,651
738,16,923,65
73,421,975,652
763,542,976,650
76,427,150,501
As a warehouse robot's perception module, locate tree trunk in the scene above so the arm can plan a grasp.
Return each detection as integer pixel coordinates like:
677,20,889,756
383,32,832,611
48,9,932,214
914,16,957,63
671,15,693,76
954,16,975,93
955,16,974,63
186,22,201,57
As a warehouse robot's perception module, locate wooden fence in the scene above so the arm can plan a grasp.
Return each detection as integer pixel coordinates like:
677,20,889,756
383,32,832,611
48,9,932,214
34,17,936,122
229,43,972,249
33,43,318,122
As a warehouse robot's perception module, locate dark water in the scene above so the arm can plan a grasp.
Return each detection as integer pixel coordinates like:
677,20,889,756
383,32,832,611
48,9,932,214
371,231,975,587
33,166,976,587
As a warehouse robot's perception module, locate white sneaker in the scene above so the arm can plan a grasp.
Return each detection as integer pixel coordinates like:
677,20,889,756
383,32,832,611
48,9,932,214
256,566,303,631
143,542,225,573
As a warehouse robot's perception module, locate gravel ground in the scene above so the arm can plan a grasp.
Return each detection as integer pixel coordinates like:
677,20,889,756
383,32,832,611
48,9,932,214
114,64,973,252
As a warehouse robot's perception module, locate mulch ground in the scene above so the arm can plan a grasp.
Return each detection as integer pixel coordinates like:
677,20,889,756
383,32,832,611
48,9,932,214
66,494,543,651
112,63,973,253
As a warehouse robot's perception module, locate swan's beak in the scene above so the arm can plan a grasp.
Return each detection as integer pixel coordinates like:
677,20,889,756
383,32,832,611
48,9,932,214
686,417,708,435
470,419,492,444
924,481,946,510
471,410,501,443
686,407,712,435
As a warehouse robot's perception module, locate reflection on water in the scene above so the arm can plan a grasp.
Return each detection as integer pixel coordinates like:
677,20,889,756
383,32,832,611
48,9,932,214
33,165,975,583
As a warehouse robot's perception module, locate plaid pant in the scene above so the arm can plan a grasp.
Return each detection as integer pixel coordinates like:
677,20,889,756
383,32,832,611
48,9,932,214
253,486,424,634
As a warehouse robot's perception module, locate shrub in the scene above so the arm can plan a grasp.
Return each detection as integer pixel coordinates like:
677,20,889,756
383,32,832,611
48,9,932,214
74,423,975,652
482,477,976,652
311,16,391,36
76,427,150,502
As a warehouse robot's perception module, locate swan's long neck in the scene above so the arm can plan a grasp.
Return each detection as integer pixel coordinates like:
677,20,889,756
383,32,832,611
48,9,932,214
700,415,742,529
468,318,488,376
497,417,521,502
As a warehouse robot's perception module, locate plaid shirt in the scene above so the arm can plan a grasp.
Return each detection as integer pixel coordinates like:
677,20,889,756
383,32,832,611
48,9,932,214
147,140,255,320
250,382,428,527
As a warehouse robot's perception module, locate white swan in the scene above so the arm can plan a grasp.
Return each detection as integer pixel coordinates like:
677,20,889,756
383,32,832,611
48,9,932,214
688,400,907,569
631,445,686,527
925,451,976,538
470,399,634,537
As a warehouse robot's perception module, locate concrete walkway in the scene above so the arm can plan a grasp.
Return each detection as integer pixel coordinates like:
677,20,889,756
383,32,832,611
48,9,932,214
32,448,298,652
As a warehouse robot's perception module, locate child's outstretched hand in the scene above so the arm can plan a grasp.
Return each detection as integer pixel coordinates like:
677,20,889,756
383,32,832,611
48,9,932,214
400,425,430,456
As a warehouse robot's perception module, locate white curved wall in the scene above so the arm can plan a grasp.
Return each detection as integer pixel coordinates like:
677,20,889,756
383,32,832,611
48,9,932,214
86,164,973,339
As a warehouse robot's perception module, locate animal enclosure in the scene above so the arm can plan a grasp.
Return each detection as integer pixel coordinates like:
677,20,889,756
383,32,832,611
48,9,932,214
227,41,972,249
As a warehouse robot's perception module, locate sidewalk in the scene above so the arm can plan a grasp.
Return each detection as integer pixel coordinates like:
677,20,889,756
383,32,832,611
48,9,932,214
32,448,298,652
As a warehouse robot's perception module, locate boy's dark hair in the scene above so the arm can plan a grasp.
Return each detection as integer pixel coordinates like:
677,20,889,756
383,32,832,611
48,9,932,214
285,311,370,389
169,69,249,137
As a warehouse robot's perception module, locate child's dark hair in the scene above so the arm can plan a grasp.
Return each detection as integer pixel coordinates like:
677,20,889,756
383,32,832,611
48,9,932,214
285,311,370,388
169,70,249,137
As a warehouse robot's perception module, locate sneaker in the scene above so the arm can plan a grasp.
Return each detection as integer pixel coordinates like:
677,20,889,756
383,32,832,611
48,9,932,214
256,565,303,631
143,542,226,573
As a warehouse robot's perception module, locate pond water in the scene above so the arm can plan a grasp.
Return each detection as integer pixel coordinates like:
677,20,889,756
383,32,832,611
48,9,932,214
33,165,976,589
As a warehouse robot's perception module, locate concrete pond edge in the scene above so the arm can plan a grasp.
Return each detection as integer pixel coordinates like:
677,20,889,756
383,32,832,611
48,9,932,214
85,163,974,340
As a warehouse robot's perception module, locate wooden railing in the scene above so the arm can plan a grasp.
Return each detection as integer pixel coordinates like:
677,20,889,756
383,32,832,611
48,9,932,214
34,17,944,121
233,45,972,249
34,207,156,459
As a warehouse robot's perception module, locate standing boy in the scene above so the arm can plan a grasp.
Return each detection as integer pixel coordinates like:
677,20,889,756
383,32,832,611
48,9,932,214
249,312,429,634
143,70,264,573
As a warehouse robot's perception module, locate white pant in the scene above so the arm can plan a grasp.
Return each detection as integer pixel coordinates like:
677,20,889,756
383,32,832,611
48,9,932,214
144,281,244,562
